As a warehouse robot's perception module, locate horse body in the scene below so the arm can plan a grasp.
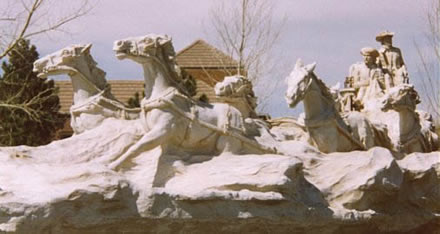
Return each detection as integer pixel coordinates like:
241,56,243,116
379,84,438,153
110,35,274,170
299,75,363,153
285,60,391,153
139,86,249,153
33,44,140,134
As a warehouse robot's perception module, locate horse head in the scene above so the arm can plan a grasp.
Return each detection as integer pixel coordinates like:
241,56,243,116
113,34,192,96
214,75,254,98
285,59,316,108
33,44,107,92
380,84,420,112
113,34,175,66
214,75,257,116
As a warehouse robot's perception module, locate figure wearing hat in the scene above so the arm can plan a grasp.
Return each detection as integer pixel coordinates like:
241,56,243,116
376,31,409,86
346,47,388,110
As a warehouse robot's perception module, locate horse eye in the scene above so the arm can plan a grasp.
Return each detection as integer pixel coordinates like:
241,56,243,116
62,50,70,55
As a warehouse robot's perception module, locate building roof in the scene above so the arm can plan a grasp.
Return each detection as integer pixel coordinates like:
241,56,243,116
176,39,239,69
56,40,242,113
56,80,144,113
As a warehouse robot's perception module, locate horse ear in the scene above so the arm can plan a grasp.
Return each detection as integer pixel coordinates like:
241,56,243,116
295,59,304,70
154,35,170,47
164,34,172,43
81,44,92,54
305,62,316,73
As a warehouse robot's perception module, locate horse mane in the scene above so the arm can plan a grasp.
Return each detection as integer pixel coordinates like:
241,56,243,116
155,39,193,97
84,53,108,91
309,70,351,131
70,45,108,91
310,72,336,106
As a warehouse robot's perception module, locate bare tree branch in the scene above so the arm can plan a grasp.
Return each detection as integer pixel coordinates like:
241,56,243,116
0,18,16,21
0,0,41,59
0,0,92,60
24,1,91,38
416,0,440,119
205,0,287,113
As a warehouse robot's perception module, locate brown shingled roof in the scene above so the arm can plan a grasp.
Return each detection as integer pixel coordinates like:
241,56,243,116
55,80,144,113
176,40,239,68
56,40,241,113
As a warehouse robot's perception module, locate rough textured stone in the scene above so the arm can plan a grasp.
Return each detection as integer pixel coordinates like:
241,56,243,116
1,127,439,233
1,34,439,233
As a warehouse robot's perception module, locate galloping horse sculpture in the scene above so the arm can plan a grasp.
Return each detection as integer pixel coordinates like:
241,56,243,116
110,34,275,170
285,60,391,153
380,84,439,153
33,44,140,134
214,75,257,118
31,38,435,157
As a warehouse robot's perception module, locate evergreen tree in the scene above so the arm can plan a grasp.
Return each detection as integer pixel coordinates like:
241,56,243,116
0,39,65,146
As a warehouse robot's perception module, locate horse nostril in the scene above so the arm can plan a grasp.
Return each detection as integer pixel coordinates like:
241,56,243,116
117,41,123,46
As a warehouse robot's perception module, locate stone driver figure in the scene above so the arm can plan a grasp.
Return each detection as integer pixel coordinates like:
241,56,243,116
347,47,389,110
376,31,409,86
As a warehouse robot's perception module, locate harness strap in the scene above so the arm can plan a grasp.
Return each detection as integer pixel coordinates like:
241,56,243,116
71,89,140,116
140,88,276,154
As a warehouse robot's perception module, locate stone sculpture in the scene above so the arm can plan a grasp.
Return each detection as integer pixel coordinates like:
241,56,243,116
380,84,439,153
285,59,391,152
345,47,390,110
33,44,140,134
376,31,409,86
214,75,257,118
110,34,276,170
0,33,439,233
286,58,438,154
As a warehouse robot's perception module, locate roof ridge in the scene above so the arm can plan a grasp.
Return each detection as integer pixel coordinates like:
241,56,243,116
197,40,237,63
176,39,240,68
176,39,205,56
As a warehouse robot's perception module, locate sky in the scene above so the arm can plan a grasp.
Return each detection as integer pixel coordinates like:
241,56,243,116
6,0,435,117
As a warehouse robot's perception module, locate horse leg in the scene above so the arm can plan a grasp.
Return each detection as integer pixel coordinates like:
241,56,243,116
352,118,374,149
309,126,339,153
408,137,427,153
71,113,106,134
108,120,174,170
216,135,243,154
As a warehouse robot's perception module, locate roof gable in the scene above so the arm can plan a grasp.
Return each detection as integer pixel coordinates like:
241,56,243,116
176,39,239,69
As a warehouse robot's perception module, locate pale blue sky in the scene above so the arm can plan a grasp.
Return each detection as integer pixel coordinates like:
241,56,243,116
10,0,435,116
